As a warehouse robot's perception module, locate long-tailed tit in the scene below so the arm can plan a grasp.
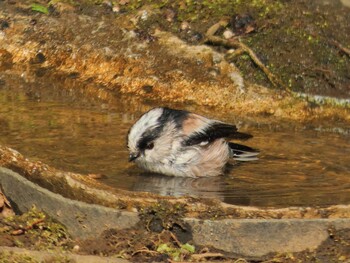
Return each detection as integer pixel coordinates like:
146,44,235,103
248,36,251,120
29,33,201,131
127,107,258,177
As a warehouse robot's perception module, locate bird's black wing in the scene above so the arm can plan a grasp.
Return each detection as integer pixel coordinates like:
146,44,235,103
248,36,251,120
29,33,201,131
184,122,252,146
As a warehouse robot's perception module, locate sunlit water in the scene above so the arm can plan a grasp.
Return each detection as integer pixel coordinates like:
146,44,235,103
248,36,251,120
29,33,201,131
0,74,349,207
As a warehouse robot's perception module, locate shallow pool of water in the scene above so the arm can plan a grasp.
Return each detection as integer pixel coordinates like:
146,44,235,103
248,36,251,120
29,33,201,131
0,73,349,207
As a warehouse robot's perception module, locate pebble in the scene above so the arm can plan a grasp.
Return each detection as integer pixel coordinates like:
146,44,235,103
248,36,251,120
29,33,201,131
73,245,80,252
212,53,222,64
112,5,121,13
140,10,148,21
180,21,190,31
228,72,244,92
223,29,234,39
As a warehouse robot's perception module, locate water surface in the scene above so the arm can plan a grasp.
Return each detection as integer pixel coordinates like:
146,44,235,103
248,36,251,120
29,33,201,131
0,74,349,207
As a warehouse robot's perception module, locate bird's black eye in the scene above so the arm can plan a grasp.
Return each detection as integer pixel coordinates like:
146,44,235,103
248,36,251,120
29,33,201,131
145,142,154,150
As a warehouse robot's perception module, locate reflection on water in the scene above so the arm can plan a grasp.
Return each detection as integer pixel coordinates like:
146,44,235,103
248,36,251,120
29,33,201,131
130,173,225,200
0,73,349,207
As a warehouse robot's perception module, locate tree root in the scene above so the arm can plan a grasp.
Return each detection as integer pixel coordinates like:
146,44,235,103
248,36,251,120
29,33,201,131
205,20,290,93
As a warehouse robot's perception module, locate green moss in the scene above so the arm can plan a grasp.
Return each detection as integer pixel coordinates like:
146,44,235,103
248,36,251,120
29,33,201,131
156,242,195,261
3,206,72,250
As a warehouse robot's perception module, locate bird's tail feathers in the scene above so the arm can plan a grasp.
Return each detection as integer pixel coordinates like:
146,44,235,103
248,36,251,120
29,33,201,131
229,142,259,162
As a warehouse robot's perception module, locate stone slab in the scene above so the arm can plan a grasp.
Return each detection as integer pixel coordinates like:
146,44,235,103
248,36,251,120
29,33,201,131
0,167,139,239
186,217,350,257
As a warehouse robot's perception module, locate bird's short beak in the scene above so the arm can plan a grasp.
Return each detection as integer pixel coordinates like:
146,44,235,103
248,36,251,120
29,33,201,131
129,152,140,162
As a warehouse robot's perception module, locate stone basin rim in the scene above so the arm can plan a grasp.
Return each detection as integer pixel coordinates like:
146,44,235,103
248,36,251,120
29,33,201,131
1,164,349,220
1,166,350,258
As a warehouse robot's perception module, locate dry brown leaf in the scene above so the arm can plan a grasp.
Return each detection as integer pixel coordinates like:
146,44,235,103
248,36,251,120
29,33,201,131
0,188,14,218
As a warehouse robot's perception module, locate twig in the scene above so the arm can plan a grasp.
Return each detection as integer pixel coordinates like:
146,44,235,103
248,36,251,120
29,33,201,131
132,249,159,256
330,39,350,57
205,21,289,92
145,219,152,232
238,41,285,89
25,218,45,230
191,252,226,261
11,218,45,236
234,258,249,263
198,247,209,253
206,19,229,36
169,231,182,247
226,48,245,59
167,260,191,263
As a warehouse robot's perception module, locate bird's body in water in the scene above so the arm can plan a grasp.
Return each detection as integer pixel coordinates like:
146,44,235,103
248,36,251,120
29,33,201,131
127,107,258,177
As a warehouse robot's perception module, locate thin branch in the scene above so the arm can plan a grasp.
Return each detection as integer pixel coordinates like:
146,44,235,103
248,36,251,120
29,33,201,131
11,218,45,236
330,39,350,57
132,249,159,256
205,21,290,92
191,252,226,261
169,231,182,247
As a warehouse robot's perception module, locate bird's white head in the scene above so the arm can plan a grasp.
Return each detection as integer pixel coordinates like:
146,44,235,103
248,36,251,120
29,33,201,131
127,107,181,166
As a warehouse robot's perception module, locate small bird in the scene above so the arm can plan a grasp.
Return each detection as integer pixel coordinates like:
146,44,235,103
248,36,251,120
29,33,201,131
127,107,258,177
